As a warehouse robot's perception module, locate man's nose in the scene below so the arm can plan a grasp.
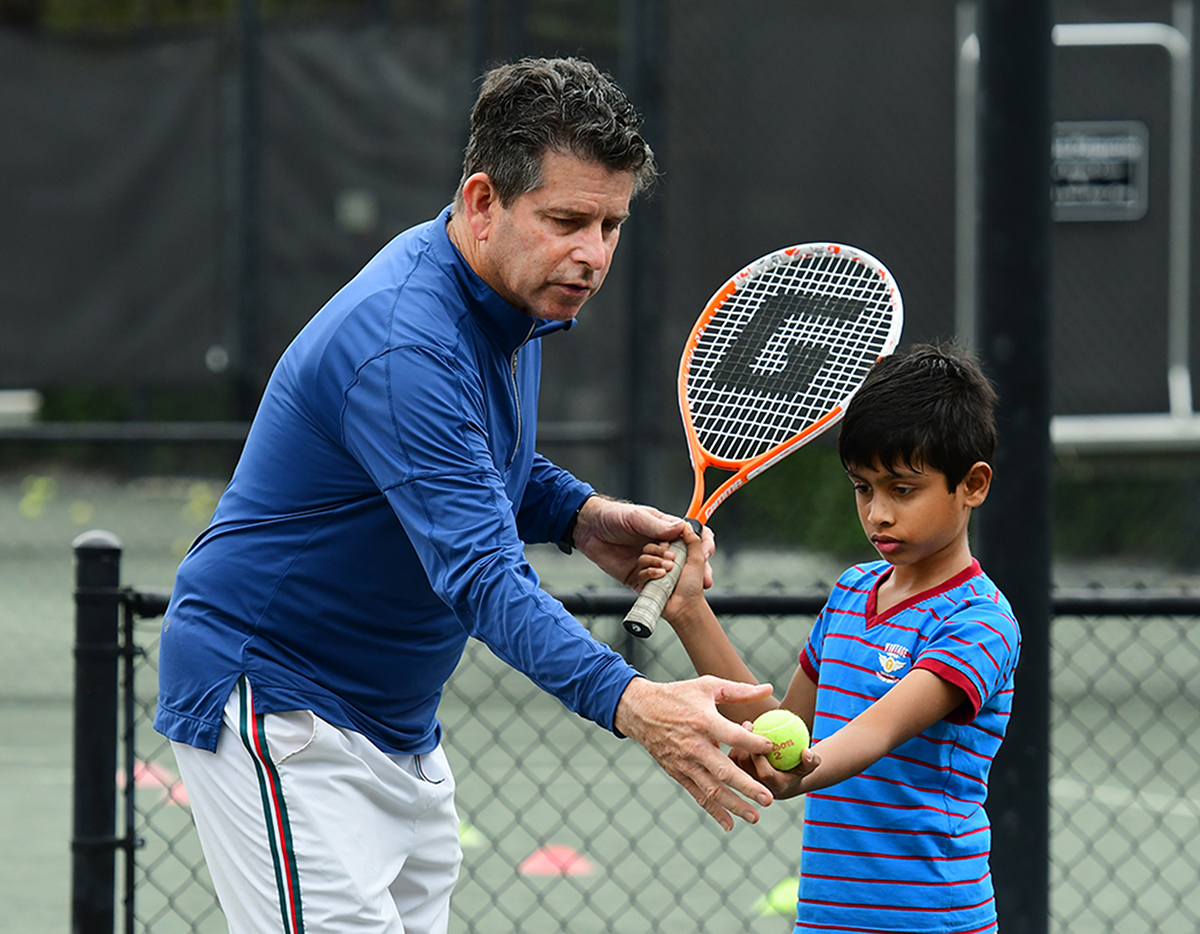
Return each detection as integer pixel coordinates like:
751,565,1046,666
572,224,608,270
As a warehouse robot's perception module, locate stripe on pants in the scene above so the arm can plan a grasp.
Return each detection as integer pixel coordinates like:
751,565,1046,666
238,677,305,934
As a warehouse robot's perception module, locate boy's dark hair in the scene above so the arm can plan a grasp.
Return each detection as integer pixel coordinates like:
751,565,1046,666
455,57,658,207
838,342,998,490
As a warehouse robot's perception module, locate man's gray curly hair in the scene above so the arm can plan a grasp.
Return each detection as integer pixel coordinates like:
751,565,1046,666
455,56,658,207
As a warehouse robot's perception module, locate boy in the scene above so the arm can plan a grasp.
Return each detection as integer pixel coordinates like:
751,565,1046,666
640,343,1020,933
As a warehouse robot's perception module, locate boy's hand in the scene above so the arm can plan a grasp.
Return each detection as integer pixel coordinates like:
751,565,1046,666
730,731,821,800
636,522,710,624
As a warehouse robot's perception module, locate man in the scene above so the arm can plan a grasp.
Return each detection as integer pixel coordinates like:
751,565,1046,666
155,57,774,934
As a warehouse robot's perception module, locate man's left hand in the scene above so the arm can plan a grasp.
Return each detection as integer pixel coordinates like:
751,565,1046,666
613,676,776,830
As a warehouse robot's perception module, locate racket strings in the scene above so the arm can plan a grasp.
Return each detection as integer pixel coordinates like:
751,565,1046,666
687,252,897,463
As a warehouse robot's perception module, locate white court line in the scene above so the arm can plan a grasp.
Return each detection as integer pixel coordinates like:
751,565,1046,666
1053,778,1200,821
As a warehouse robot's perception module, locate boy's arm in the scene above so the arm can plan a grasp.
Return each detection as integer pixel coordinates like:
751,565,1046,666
738,668,966,799
779,664,817,731
639,525,777,724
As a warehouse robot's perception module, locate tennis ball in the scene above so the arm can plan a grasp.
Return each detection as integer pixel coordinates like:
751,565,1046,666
751,709,810,771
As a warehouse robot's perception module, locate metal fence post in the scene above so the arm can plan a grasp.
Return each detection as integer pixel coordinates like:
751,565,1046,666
975,2,1053,932
71,530,124,934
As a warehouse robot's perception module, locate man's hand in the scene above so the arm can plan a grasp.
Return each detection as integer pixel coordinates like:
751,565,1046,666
613,676,776,831
573,495,715,590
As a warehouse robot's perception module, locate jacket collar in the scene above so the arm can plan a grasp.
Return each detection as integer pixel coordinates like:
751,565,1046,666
431,205,576,355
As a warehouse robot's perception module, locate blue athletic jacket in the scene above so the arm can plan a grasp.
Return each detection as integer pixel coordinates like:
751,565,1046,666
154,206,640,755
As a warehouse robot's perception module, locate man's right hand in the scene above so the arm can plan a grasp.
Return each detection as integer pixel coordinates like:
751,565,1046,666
573,496,716,591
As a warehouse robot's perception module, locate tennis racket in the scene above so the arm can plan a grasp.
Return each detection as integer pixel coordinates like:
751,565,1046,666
624,243,904,637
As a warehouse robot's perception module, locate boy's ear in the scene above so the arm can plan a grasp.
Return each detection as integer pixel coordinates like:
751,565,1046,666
960,461,992,507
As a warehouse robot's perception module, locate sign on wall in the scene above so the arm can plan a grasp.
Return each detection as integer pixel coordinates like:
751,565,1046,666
1052,120,1150,221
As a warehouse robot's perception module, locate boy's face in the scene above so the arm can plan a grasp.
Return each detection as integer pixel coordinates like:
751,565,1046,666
847,459,990,572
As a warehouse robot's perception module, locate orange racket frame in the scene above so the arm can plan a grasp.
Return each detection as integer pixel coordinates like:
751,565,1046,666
623,242,903,637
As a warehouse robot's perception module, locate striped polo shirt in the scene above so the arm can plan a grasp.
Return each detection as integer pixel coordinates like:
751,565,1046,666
795,559,1020,934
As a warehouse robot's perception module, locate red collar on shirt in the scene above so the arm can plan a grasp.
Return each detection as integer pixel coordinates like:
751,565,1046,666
864,558,982,628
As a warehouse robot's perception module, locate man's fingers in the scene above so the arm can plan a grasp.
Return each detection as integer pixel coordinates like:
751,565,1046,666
673,759,760,831
674,771,736,832
674,708,774,807
706,741,774,806
615,676,777,828
660,723,772,814
711,679,774,705
634,508,684,541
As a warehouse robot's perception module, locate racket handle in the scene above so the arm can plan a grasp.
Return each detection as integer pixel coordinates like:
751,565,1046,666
623,519,701,639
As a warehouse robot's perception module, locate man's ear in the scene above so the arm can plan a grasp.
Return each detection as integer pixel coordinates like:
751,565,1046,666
458,172,501,241
961,461,992,507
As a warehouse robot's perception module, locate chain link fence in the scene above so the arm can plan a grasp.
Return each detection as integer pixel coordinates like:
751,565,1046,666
1049,608,1200,933
119,596,816,934
103,580,1199,934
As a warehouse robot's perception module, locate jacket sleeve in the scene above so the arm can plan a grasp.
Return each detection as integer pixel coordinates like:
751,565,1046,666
517,453,594,546
340,343,638,731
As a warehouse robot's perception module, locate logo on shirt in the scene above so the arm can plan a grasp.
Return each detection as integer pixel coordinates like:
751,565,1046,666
876,642,910,683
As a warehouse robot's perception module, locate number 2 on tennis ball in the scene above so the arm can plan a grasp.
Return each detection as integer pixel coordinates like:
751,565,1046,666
752,709,810,771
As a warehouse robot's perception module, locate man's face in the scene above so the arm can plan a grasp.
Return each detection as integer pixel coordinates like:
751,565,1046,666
474,151,635,321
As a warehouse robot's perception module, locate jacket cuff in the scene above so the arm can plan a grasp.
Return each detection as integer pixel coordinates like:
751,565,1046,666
556,492,596,554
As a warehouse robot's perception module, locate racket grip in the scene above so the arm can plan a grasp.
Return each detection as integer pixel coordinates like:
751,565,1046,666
623,519,701,639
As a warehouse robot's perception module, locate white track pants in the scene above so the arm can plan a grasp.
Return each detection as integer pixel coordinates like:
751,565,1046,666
172,677,462,934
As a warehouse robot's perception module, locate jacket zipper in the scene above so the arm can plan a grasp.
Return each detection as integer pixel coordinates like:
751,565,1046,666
508,322,536,467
